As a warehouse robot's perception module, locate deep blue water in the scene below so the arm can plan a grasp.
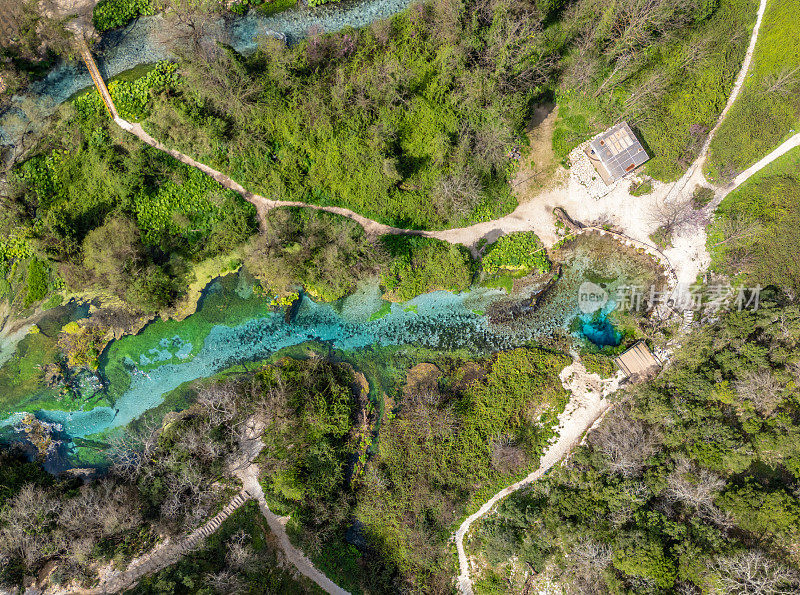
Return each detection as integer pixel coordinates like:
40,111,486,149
579,313,622,347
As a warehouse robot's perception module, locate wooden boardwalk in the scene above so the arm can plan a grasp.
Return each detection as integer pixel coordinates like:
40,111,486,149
77,38,119,119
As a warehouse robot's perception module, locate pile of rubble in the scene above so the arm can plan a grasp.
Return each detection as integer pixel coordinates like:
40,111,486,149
567,140,622,200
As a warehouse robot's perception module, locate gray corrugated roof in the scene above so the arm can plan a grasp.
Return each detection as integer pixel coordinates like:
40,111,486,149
588,122,649,183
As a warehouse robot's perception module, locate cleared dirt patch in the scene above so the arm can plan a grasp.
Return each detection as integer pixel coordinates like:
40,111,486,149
512,103,559,201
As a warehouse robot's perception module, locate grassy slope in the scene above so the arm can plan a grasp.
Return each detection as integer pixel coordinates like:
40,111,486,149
707,0,800,180
553,0,757,182
707,146,800,291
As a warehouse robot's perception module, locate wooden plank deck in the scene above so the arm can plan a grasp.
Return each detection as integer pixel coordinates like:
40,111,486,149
77,38,119,120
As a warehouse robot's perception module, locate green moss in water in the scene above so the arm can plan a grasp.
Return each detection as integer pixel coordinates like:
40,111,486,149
482,273,515,293
368,302,391,321
101,272,271,400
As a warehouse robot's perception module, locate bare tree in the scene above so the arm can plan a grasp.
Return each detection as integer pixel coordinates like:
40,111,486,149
154,0,225,55
590,405,660,477
665,458,732,527
206,569,245,594
565,539,613,594
761,66,800,98
648,196,696,237
225,530,253,570
734,370,783,416
666,458,725,509
196,382,240,425
107,415,163,481
712,551,800,595
711,214,764,249
432,168,482,220
0,485,63,567
490,434,527,474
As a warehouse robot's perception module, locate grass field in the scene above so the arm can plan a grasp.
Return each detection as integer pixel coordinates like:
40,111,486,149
552,0,757,181
707,0,800,181
707,146,800,291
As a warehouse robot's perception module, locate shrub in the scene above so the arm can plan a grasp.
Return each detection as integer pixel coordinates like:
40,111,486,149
482,232,551,276
379,236,474,301
93,0,152,31
612,537,677,588
582,353,616,378
629,180,653,197
692,185,715,207
24,258,49,307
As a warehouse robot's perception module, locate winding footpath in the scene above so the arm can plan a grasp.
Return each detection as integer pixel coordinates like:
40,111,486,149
455,360,622,594
74,0,800,589
664,0,768,203
84,418,350,594
235,463,351,595
448,0,784,591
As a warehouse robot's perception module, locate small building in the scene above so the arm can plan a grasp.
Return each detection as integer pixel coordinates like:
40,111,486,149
584,122,649,185
614,340,660,380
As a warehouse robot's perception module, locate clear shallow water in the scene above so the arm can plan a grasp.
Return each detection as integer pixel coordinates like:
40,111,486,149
0,273,508,444
0,0,414,146
0,232,651,473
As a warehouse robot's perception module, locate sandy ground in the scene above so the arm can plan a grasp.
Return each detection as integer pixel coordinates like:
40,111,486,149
512,103,559,201
455,359,623,595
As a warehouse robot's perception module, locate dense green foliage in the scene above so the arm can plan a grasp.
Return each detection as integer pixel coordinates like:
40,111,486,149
349,347,571,590
471,303,800,593
552,0,756,180
708,0,800,180
245,208,382,302
481,232,551,276
140,0,549,229
708,147,800,293
93,0,153,31
379,235,474,301
6,65,257,312
581,352,616,378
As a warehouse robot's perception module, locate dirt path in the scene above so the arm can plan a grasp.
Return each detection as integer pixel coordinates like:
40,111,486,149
718,132,800,198
664,0,768,203
455,360,622,595
79,417,349,595
230,421,351,594
234,463,352,595
453,0,769,590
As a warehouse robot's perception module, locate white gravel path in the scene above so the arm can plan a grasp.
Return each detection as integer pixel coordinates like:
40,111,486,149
455,360,623,595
